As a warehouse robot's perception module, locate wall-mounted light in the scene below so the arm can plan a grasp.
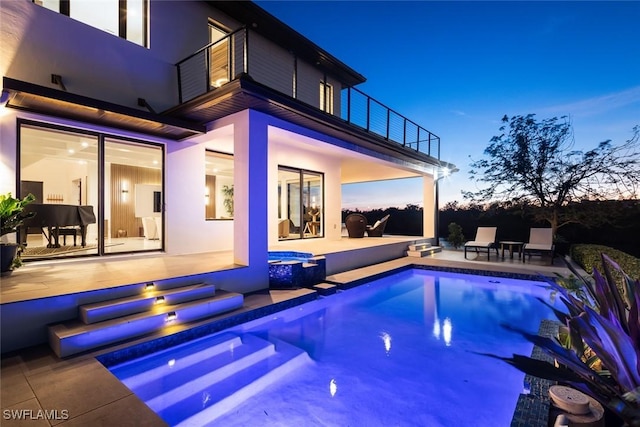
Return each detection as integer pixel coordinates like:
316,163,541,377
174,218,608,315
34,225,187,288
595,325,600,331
51,74,67,91
121,181,130,202
144,283,155,291
155,296,165,305
166,312,177,322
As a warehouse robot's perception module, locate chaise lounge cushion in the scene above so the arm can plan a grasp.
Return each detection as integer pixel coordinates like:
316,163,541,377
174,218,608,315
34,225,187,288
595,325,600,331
464,226,498,259
366,214,390,237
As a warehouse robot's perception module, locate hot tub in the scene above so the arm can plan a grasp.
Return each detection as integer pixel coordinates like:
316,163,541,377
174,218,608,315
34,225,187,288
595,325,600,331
268,251,326,289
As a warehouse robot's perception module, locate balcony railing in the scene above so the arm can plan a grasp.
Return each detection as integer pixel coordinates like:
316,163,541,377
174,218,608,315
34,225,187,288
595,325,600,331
176,27,440,159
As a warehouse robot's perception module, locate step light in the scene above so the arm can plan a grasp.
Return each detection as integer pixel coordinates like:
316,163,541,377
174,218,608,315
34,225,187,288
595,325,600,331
166,312,177,322
155,296,165,305
145,283,155,291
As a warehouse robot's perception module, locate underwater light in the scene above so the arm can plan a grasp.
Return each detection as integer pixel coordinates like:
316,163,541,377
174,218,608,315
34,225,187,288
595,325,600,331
329,379,337,397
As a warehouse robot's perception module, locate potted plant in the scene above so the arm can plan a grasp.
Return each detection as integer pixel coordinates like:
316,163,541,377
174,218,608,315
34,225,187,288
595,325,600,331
222,185,234,217
447,222,465,249
0,193,36,273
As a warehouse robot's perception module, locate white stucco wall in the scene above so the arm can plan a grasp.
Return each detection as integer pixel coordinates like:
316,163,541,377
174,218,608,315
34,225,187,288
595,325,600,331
0,0,243,112
268,141,342,245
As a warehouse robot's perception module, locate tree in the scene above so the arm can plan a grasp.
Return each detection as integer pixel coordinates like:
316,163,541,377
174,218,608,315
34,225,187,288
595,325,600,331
447,222,465,249
465,114,640,236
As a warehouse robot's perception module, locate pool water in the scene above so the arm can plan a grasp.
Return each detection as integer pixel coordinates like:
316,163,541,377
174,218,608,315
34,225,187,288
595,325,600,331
109,269,556,426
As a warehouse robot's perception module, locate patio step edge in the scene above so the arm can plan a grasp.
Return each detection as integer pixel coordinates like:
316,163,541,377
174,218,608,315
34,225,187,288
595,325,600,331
80,283,217,324
49,291,244,358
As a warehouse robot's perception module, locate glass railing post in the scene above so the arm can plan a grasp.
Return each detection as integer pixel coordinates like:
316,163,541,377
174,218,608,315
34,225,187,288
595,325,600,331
366,96,370,131
177,65,183,104
347,88,351,123
244,28,249,75
386,109,390,140
205,47,211,90
403,119,407,147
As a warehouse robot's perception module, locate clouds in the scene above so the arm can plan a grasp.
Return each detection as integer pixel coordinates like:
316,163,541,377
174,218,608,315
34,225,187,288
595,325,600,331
540,86,640,118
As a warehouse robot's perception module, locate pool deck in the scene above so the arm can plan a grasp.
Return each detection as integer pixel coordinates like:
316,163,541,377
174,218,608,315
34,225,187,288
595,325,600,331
0,247,577,426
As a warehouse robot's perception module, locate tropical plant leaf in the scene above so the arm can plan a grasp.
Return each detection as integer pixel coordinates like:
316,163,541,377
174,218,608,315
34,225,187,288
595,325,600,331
571,307,640,391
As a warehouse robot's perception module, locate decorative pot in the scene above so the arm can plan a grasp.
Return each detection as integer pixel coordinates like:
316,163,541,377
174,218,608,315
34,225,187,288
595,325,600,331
0,244,18,273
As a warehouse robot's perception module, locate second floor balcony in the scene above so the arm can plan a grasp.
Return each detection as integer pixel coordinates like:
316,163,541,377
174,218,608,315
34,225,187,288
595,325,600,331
173,27,442,162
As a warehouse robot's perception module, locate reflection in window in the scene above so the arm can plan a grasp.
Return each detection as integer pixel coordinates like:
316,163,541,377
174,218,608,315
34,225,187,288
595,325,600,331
278,167,323,240
205,151,234,219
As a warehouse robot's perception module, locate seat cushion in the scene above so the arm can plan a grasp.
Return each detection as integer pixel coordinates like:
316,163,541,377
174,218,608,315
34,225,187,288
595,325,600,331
464,241,492,247
524,243,553,251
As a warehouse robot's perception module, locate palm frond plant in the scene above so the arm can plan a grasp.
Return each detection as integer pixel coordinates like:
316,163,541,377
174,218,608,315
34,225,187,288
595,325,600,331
0,193,36,272
489,254,640,426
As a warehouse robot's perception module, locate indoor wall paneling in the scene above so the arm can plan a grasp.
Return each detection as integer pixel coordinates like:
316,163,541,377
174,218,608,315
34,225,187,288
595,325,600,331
110,164,161,238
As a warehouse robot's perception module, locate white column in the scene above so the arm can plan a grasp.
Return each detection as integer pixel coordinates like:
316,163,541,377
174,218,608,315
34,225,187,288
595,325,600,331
423,175,435,239
233,110,268,272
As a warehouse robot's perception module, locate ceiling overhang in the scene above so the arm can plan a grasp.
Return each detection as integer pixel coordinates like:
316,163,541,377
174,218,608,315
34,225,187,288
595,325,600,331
2,77,205,140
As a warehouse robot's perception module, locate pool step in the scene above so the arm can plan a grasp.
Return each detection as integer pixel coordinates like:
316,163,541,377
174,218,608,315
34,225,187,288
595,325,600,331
407,244,441,257
80,283,217,324
49,290,244,358
110,332,243,391
313,282,338,296
116,334,311,426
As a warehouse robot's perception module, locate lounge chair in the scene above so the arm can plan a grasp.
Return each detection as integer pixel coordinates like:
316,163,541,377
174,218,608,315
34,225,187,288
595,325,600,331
366,214,390,237
464,226,498,260
345,213,367,238
522,228,554,265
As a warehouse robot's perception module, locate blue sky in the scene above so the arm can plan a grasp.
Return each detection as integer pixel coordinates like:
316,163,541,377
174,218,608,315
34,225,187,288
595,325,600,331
257,1,640,209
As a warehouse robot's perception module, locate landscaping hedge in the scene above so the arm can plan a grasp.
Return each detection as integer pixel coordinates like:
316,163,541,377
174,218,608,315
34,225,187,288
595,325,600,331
570,244,640,281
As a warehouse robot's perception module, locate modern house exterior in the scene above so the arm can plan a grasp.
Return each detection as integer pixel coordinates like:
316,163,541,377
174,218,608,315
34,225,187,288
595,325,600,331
0,1,454,352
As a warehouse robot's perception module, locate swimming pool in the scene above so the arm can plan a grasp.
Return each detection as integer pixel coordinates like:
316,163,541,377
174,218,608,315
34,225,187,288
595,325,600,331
108,269,556,426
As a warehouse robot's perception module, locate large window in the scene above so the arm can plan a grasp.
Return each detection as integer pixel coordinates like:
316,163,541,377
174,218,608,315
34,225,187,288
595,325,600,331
18,121,163,261
205,150,234,220
278,167,323,240
34,0,148,47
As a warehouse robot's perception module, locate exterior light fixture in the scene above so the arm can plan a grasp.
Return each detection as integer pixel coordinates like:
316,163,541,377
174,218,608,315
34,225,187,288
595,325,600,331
145,283,155,291
166,312,177,322
155,296,165,305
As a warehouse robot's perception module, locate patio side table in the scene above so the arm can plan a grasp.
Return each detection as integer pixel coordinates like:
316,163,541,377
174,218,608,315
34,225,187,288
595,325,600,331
500,241,524,260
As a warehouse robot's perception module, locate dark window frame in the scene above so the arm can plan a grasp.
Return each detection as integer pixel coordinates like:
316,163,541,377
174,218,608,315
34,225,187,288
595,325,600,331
16,118,165,259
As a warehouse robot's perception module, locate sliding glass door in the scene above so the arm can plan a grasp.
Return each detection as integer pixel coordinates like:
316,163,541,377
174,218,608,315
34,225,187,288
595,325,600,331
277,167,323,240
18,121,164,260
19,124,99,258
105,139,163,253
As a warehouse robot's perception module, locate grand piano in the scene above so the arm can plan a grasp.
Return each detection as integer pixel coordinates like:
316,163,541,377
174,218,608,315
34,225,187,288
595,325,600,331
21,204,96,248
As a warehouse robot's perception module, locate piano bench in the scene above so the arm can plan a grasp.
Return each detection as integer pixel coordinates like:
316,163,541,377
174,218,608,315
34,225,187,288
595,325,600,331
59,228,78,246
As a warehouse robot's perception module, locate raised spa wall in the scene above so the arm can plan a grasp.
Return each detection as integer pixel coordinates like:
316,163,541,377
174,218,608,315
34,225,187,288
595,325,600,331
268,251,326,289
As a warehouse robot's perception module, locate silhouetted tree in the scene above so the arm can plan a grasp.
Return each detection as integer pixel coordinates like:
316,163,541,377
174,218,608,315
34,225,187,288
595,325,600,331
465,114,640,235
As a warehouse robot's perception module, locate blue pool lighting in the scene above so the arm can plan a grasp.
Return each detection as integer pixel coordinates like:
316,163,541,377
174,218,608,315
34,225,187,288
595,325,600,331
108,269,557,426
